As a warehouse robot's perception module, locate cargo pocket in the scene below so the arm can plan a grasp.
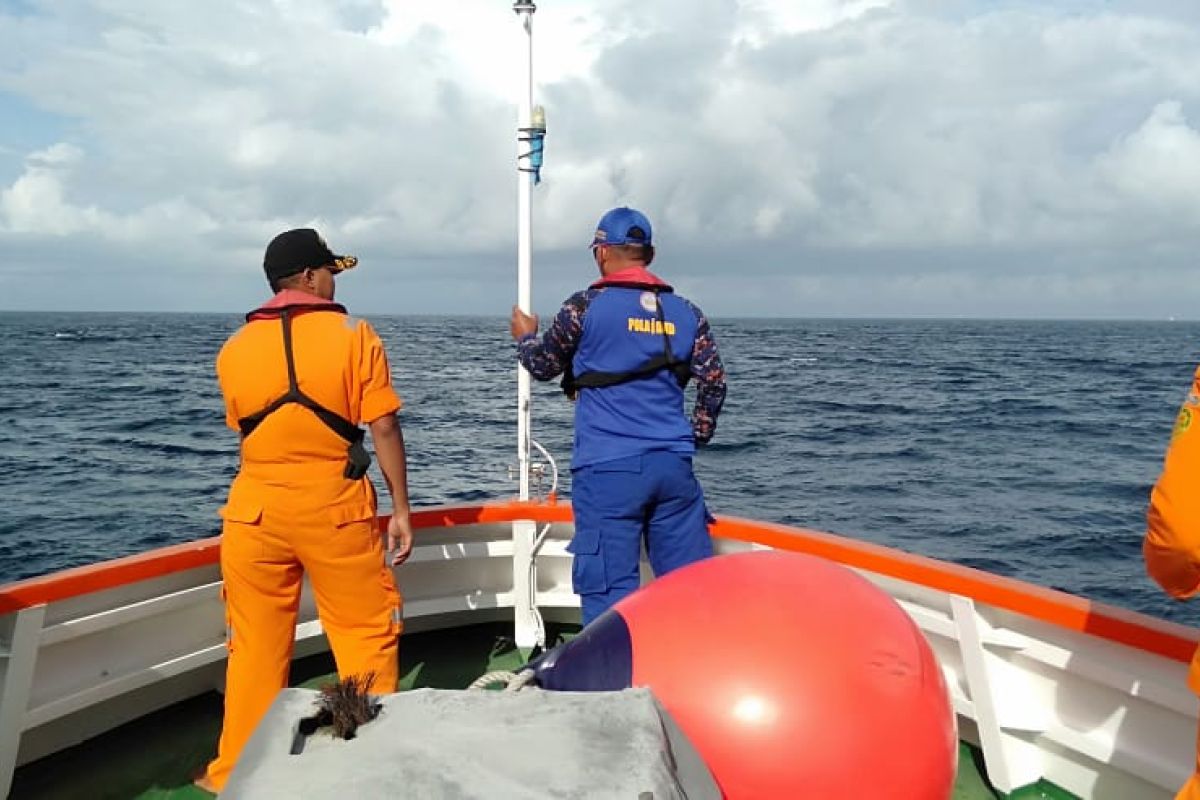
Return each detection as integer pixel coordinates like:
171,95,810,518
218,500,262,525
568,526,607,595
329,502,377,529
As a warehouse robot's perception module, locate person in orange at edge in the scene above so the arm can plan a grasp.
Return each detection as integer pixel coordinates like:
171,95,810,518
1145,365,1200,800
195,228,413,794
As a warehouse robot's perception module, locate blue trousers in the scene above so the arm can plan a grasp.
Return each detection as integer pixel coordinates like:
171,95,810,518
569,450,713,626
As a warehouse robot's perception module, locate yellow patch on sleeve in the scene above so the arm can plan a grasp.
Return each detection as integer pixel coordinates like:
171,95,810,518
1174,406,1193,439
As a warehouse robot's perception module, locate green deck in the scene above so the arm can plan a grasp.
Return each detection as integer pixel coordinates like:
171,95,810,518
10,622,1074,799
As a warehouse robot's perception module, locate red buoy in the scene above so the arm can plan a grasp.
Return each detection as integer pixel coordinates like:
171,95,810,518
615,550,957,799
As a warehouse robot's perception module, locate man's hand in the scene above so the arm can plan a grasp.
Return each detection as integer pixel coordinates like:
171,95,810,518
369,413,413,566
386,510,414,566
510,306,538,340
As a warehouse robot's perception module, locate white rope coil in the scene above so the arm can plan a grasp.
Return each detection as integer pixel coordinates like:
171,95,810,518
467,669,537,692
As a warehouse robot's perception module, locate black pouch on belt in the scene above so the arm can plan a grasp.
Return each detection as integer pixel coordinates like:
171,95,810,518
344,437,372,479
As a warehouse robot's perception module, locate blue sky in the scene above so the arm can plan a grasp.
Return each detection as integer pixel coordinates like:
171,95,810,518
2,0,1200,318
0,93,68,185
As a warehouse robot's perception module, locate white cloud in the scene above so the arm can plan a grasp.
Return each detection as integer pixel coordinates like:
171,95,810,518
1,144,94,236
1099,101,1200,224
1,0,1199,315
1,142,218,243
735,0,894,46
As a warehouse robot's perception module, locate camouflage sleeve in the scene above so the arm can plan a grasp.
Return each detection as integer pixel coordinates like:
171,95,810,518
516,291,589,381
688,302,727,444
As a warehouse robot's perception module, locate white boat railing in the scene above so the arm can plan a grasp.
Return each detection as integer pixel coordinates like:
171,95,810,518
0,501,1196,799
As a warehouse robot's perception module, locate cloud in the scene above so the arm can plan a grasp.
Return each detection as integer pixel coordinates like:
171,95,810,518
1099,101,1200,227
1,0,1199,316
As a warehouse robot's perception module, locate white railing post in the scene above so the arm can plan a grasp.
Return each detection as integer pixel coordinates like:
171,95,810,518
0,605,46,797
512,520,539,649
951,595,1045,793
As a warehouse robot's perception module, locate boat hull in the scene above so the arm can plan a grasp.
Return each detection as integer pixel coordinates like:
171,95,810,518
0,501,1196,798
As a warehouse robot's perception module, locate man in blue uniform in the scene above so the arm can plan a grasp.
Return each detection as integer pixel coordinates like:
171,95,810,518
510,206,727,625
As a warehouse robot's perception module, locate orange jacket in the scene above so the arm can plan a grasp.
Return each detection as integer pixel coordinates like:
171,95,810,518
216,290,401,520
1145,364,1200,693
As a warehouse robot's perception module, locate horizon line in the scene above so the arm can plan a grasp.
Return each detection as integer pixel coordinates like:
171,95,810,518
1,308,1197,324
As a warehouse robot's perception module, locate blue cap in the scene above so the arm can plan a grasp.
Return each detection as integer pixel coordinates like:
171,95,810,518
591,207,653,247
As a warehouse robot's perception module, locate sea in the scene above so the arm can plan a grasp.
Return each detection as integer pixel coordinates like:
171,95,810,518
0,311,1197,627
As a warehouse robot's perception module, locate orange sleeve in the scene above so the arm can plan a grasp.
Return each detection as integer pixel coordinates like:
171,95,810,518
215,342,241,433
356,320,402,424
1145,366,1200,600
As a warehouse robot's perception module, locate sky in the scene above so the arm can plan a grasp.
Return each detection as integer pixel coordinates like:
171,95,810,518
2,0,1200,318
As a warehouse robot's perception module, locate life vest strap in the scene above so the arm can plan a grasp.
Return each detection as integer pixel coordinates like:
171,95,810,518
236,309,371,479
567,354,691,391
562,286,690,396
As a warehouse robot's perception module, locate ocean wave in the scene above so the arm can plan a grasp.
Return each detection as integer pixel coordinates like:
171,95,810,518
3,312,1199,626
90,435,230,458
51,331,123,343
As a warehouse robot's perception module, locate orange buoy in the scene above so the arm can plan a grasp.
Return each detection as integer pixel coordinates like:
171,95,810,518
618,550,957,799
531,550,958,798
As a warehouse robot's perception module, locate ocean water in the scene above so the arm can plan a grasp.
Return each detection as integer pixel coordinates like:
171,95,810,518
0,311,1197,627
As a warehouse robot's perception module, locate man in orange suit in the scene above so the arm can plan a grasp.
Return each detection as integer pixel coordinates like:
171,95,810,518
197,228,413,793
1145,365,1200,800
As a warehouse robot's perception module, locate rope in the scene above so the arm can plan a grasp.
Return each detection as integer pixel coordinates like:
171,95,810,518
467,669,537,692
530,438,559,503
524,438,559,650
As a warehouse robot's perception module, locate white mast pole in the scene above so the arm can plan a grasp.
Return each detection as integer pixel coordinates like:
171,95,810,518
515,0,535,504
512,0,540,651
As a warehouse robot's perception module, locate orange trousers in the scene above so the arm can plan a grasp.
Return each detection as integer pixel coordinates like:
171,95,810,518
1182,724,1200,800
202,503,401,791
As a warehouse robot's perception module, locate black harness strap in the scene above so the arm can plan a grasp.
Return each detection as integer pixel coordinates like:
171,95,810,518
237,308,371,479
562,285,691,396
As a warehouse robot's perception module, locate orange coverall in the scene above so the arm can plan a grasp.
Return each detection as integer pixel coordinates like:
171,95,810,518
1145,364,1200,800
202,293,402,790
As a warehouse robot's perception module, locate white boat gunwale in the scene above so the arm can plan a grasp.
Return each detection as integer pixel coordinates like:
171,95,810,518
0,500,1197,799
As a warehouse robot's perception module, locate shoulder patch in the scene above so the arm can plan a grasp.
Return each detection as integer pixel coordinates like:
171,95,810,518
1175,406,1193,439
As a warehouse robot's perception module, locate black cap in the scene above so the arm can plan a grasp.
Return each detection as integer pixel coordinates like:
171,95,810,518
263,228,358,282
